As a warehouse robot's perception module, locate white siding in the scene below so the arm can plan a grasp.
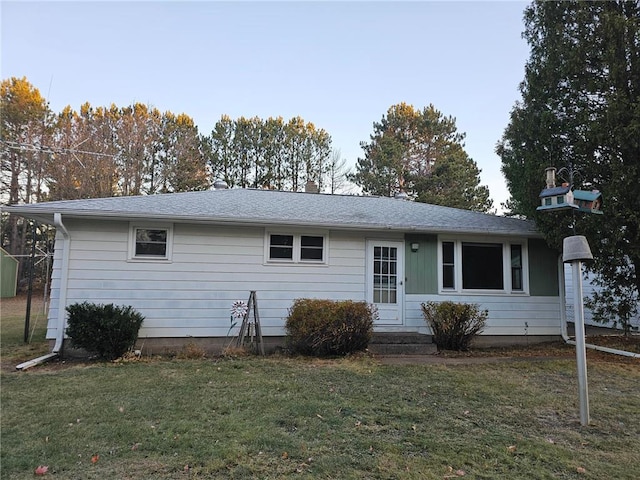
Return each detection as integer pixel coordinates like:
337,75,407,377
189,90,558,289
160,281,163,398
46,218,565,342
47,220,366,339
564,264,640,330
405,294,562,337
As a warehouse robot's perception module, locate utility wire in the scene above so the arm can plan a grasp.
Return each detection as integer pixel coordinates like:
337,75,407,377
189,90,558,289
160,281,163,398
0,139,116,158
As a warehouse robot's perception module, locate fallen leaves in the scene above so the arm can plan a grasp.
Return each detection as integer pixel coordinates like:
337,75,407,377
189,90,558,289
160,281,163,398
91,454,100,464
34,465,48,475
444,466,466,477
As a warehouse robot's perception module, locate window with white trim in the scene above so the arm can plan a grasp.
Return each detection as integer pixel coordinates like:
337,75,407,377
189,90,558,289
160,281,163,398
300,235,324,261
129,224,173,261
439,239,526,293
510,244,523,291
266,232,327,263
442,241,455,289
270,234,294,260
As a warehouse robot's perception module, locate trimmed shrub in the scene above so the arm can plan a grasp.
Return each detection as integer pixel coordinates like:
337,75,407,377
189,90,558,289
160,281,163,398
65,302,145,360
421,301,487,351
285,299,376,356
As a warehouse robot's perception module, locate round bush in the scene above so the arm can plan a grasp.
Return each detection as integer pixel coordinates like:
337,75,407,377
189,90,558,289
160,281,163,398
65,302,144,360
285,299,376,356
421,301,487,351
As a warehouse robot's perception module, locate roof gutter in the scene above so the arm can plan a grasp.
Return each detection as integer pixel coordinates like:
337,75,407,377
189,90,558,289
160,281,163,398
16,213,70,370
558,256,640,359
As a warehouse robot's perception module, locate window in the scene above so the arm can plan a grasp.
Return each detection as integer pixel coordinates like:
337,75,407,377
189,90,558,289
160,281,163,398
545,197,552,206
270,234,294,260
130,225,173,261
373,246,397,303
462,242,503,289
511,244,523,291
440,239,526,293
267,232,327,263
301,235,324,261
442,241,455,289
557,195,565,204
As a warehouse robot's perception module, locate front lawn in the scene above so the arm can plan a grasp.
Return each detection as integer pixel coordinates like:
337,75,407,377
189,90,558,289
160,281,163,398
2,354,639,479
2,295,639,479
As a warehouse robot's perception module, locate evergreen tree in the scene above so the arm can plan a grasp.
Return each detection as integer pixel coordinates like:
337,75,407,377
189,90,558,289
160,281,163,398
207,115,333,192
352,103,493,212
497,1,640,332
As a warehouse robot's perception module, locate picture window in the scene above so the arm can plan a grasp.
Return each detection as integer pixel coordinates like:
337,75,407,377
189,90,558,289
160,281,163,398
440,239,526,293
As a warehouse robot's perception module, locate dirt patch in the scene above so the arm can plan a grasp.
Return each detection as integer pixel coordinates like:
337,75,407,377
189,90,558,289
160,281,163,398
377,337,640,366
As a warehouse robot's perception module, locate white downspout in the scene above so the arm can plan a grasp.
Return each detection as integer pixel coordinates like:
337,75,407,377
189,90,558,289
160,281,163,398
558,256,640,359
52,213,70,353
16,213,70,370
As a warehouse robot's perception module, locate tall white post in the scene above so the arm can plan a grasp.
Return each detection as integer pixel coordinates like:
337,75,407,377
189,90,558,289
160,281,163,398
571,259,590,426
563,235,593,427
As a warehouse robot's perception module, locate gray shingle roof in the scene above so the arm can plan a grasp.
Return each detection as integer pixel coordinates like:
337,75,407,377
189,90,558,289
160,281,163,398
3,189,540,237
539,185,571,198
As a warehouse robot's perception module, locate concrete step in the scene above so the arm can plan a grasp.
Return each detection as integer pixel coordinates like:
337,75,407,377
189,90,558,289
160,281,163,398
368,342,438,355
368,333,437,355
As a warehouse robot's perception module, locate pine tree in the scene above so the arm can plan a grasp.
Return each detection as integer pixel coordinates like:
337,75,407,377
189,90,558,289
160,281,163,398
497,1,640,332
352,103,492,212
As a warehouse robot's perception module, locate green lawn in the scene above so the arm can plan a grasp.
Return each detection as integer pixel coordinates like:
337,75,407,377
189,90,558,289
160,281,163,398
2,297,639,479
1,294,49,366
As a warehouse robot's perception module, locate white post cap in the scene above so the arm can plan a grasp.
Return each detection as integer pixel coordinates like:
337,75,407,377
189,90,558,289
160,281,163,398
563,235,593,262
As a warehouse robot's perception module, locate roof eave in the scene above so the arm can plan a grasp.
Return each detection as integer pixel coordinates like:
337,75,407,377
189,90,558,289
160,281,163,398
3,206,541,238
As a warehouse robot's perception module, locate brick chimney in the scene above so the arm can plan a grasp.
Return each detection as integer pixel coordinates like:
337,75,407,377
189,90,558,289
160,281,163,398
305,180,319,193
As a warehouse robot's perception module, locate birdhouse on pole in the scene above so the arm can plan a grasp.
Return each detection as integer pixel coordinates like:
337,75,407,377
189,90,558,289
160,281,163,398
572,189,603,214
536,167,578,212
536,167,603,214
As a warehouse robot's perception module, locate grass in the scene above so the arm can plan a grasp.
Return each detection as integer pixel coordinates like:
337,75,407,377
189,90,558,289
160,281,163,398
1,294,49,368
1,295,639,479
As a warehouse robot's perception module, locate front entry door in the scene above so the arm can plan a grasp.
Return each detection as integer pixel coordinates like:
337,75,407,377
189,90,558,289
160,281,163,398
366,240,404,325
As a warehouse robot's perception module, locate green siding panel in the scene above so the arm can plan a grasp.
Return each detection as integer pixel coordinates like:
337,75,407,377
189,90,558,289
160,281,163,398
405,234,438,294
528,239,560,296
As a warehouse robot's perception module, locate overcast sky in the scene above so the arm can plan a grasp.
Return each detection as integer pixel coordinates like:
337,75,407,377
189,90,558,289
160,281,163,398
2,1,530,210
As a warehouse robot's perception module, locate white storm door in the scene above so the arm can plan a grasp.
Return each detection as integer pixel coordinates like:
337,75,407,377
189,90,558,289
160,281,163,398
366,240,404,325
